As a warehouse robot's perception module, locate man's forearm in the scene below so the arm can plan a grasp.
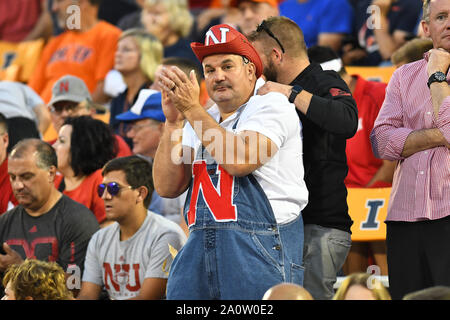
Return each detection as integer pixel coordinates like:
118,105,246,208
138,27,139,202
430,82,450,118
153,122,191,198
183,105,273,177
366,160,396,187
401,128,448,158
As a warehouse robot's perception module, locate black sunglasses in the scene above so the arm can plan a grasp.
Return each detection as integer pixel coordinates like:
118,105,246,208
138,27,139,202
256,20,285,53
49,103,80,114
97,182,133,197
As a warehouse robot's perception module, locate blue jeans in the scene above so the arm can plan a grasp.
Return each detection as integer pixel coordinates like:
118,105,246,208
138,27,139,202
166,159,304,299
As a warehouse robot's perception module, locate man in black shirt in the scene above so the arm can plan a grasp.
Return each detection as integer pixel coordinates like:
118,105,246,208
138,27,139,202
0,139,99,288
249,16,358,300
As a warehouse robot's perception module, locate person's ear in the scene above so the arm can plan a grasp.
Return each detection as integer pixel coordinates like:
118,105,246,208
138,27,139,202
271,47,283,63
2,132,9,150
246,61,256,80
136,186,149,204
48,165,57,183
421,20,431,38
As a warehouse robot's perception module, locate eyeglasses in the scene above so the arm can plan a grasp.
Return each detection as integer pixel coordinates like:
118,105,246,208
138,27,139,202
256,20,285,53
126,121,160,133
49,103,81,114
97,182,133,197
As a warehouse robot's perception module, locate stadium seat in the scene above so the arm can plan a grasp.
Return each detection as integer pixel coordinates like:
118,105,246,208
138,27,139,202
347,187,390,241
0,39,45,82
346,66,396,84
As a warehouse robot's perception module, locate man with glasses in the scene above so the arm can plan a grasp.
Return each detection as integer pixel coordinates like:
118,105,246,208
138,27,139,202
248,16,358,300
77,155,186,300
0,138,99,296
115,89,187,225
115,89,165,160
47,75,131,157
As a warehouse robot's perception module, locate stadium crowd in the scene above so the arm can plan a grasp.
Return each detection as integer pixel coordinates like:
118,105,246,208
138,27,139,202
0,0,448,301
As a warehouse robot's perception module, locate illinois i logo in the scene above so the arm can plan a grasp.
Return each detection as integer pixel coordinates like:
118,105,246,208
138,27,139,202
360,199,385,230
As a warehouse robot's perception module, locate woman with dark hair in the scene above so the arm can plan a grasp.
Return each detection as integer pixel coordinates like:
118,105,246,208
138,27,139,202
53,116,117,226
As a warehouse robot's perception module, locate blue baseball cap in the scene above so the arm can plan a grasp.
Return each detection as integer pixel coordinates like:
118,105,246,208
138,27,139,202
115,89,166,122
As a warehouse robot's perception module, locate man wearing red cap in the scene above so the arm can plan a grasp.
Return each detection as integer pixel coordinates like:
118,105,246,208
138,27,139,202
153,24,308,299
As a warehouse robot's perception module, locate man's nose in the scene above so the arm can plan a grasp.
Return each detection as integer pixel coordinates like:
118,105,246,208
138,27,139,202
126,129,135,139
11,179,24,190
241,7,254,20
213,69,226,82
60,108,72,118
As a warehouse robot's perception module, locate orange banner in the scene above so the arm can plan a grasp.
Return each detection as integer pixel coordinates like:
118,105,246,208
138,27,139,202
347,188,391,241
346,66,396,84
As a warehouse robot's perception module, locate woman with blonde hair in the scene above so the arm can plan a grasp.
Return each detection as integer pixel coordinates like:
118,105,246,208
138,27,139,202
2,259,73,300
109,28,163,146
333,272,391,300
141,0,199,64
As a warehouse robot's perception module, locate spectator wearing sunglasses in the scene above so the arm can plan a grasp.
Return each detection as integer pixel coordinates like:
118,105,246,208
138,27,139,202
53,116,117,227
248,16,358,300
0,138,99,295
45,75,132,158
77,155,186,300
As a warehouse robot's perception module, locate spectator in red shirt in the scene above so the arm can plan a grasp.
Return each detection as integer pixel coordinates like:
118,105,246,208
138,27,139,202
53,116,117,227
0,0,52,42
0,113,17,215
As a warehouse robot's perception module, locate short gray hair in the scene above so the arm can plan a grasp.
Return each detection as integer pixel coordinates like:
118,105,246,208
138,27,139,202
9,138,57,170
423,0,431,23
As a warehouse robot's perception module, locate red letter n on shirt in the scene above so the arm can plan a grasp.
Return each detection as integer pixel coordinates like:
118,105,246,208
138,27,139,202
187,160,237,227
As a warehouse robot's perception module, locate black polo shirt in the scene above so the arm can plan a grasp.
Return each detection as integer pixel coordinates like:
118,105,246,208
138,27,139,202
292,63,358,233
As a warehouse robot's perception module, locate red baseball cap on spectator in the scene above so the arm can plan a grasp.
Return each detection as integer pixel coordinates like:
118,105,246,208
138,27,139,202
230,0,279,8
190,24,263,78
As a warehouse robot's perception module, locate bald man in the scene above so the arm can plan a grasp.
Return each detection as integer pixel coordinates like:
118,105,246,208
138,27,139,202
262,283,314,300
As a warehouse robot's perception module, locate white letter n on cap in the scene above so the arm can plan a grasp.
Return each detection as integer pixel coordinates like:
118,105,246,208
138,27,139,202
205,27,230,46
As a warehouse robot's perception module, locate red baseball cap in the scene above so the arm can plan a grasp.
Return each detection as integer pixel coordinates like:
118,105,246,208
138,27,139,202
230,0,279,8
190,24,263,78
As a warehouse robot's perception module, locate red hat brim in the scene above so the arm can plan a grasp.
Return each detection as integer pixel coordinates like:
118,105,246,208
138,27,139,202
191,35,263,78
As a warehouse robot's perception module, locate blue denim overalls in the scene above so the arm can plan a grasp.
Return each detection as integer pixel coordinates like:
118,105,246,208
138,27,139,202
166,114,304,300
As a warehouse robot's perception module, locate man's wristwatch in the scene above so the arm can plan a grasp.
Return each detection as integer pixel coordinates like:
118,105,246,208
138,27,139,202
289,85,303,103
427,71,447,88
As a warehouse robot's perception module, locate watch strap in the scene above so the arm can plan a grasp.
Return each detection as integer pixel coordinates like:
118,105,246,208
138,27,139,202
427,71,447,88
289,85,303,103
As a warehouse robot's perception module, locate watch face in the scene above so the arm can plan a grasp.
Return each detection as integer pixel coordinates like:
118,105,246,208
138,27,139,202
436,72,447,81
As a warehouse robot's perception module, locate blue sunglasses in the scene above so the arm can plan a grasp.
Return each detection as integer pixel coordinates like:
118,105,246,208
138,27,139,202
97,182,133,197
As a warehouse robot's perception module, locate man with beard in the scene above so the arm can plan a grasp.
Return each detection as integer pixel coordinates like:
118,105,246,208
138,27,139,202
0,138,99,295
248,16,358,300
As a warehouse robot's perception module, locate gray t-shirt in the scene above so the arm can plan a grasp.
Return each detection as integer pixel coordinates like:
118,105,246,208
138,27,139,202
82,212,187,300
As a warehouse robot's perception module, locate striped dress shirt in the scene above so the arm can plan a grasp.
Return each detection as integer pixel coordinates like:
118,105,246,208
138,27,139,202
370,55,450,222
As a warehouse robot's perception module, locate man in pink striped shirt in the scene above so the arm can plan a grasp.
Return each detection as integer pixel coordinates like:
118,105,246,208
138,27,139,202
371,0,450,300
